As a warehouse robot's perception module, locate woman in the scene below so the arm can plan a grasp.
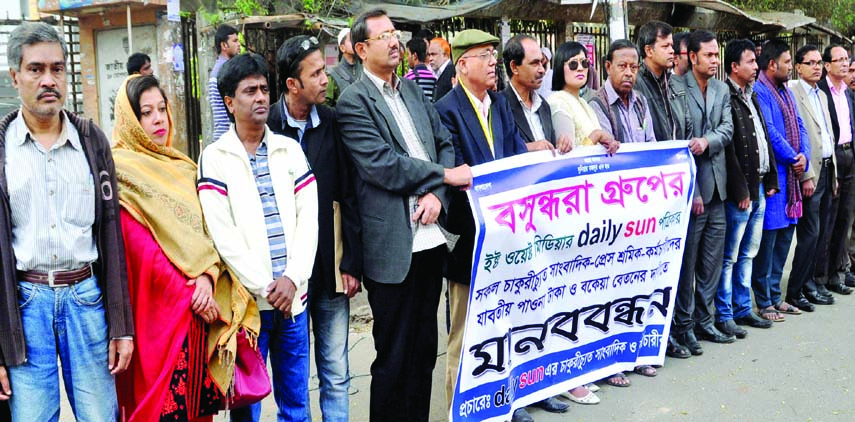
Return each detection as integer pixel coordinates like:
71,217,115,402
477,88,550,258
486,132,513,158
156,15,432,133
113,75,259,421
547,41,618,154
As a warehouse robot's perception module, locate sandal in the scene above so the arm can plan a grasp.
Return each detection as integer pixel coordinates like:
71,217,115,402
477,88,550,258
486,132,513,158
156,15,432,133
604,372,631,387
585,382,600,392
759,307,785,322
774,302,802,315
560,387,600,405
633,365,657,377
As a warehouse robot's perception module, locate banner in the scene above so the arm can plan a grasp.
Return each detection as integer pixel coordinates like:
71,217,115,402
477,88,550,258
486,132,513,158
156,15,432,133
451,142,696,421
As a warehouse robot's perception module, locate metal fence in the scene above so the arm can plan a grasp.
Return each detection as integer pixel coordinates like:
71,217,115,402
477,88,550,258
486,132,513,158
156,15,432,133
181,16,202,161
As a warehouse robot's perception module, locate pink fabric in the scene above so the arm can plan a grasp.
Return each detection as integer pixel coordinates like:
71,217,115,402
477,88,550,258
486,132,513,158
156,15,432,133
828,76,853,145
117,209,196,422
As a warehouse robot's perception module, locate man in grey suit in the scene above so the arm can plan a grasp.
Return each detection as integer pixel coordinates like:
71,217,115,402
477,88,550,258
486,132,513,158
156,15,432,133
671,30,735,355
788,44,838,307
335,9,472,422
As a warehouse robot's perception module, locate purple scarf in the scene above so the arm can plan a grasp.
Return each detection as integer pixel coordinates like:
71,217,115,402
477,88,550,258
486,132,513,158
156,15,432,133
758,72,802,219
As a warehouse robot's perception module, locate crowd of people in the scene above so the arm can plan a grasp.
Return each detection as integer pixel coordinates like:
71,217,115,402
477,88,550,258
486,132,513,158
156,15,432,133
1,6,855,422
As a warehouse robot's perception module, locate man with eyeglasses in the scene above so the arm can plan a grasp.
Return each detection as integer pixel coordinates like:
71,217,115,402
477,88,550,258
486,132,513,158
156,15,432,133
335,9,472,422
788,44,838,308
673,32,690,77
589,39,655,143
325,28,361,107
818,44,855,295
266,35,363,422
429,37,456,102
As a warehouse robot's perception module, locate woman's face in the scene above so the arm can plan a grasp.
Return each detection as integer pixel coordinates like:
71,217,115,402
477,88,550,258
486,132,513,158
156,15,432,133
563,51,589,90
138,87,169,146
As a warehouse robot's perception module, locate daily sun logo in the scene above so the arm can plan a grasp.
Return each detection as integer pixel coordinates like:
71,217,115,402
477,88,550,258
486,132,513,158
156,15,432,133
474,182,492,192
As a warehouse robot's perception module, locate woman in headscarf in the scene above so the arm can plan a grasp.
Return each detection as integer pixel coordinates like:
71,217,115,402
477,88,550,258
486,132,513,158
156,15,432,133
112,75,259,421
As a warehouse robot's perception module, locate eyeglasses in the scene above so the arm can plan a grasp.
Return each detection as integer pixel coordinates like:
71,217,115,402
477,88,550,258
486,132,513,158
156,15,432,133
366,30,402,43
462,49,498,61
566,58,590,71
614,62,640,73
299,36,319,51
801,60,823,67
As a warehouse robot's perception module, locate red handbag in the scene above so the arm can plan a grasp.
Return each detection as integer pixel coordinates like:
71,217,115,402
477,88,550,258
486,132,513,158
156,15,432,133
221,329,271,410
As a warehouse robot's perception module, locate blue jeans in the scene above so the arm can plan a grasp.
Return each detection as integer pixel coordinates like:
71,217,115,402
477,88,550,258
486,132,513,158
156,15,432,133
8,276,117,422
308,290,350,422
231,310,310,422
752,224,796,308
716,189,766,322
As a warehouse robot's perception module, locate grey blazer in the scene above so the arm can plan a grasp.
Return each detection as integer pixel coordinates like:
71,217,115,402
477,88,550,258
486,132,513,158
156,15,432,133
336,74,455,284
788,79,838,184
675,72,734,203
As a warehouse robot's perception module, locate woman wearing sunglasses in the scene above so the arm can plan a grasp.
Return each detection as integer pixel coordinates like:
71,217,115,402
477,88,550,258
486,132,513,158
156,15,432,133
547,41,619,155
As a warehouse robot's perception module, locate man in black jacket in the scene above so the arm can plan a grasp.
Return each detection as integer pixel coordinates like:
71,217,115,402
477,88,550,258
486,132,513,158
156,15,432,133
268,35,363,421
716,39,778,338
429,37,456,102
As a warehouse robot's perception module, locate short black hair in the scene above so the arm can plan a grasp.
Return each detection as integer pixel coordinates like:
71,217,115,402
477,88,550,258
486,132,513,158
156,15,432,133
126,52,151,75
552,41,587,91
415,28,434,44
673,32,689,56
686,30,716,69
724,39,755,75
215,24,238,54
795,44,819,66
406,38,427,63
758,39,789,71
277,35,321,82
606,39,638,62
636,21,673,59
126,75,167,121
503,34,537,77
351,8,387,47
217,53,268,122
822,44,845,63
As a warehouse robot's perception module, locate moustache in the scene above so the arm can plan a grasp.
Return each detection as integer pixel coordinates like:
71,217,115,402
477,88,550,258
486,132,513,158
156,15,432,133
38,89,62,100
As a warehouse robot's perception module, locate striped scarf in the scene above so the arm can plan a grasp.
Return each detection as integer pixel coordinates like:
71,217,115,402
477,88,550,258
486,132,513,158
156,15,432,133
758,72,802,219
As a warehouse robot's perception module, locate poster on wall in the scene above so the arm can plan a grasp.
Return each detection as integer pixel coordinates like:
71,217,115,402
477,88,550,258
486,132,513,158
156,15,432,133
96,25,158,137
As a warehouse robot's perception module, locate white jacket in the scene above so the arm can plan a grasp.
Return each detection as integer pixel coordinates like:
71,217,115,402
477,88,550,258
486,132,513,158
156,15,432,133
198,125,318,314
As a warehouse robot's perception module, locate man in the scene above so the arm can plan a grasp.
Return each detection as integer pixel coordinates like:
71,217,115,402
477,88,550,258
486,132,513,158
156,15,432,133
0,22,134,420
126,52,153,76
671,30,735,354
267,35,362,422
818,44,855,295
635,21,691,144
199,53,319,421
325,28,361,107
536,46,553,98
429,37,455,102
436,29,568,422
673,32,690,77
788,44,838,308
715,39,778,339
848,57,855,92
404,38,437,101
589,39,656,143
335,9,472,421
501,34,570,152
208,24,240,142
752,39,811,319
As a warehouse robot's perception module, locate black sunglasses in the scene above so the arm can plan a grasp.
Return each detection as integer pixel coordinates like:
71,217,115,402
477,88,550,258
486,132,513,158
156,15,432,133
567,58,590,71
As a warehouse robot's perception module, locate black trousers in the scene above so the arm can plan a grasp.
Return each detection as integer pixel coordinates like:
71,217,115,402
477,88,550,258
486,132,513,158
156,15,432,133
364,246,444,422
794,163,834,295
827,146,855,285
674,196,726,333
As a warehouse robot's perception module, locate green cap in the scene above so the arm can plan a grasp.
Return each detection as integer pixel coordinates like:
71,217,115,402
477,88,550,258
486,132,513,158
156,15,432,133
451,29,500,64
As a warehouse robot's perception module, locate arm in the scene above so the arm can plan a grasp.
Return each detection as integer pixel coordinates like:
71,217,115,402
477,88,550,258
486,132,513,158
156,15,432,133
642,97,657,142
589,98,616,139
333,118,363,279
703,85,734,155
797,108,811,176
724,141,749,203
424,92,457,212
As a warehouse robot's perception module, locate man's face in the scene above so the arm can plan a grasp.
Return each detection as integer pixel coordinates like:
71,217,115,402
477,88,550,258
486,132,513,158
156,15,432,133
606,47,639,97
675,40,689,74
222,34,241,58
290,50,328,106
428,41,446,72
139,60,153,76
407,48,417,69
459,44,497,90
646,34,673,70
224,74,269,129
340,33,354,56
691,39,719,80
731,48,758,85
356,16,401,73
824,46,850,82
848,61,855,91
796,50,823,85
10,42,67,120
512,38,545,91
771,51,793,84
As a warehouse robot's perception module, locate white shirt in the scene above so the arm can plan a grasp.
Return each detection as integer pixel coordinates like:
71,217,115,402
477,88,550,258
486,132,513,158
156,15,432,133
509,82,547,142
800,79,834,158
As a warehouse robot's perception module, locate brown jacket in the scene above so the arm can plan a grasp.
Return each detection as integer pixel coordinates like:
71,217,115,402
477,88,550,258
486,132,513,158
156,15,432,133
0,110,133,367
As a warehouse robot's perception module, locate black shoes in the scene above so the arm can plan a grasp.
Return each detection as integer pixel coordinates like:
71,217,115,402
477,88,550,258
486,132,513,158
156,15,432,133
511,408,534,422
715,320,747,339
695,325,737,343
666,335,691,359
734,312,773,329
827,283,853,295
816,284,834,299
529,397,569,413
845,272,855,287
804,289,835,305
674,331,703,355
786,296,815,312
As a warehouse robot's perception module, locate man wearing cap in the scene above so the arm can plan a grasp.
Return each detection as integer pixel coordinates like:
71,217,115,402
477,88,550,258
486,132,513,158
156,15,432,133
436,29,569,422
536,47,554,99
325,28,362,107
